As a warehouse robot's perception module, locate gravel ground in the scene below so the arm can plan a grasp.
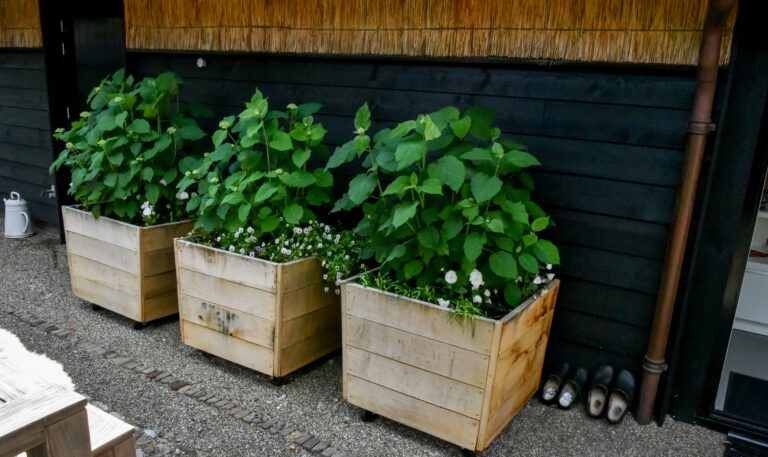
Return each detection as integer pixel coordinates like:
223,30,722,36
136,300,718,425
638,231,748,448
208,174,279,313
0,221,726,457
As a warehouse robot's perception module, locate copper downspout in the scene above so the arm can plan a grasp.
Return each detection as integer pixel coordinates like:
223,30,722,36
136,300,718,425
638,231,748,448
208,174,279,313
636,0,738,425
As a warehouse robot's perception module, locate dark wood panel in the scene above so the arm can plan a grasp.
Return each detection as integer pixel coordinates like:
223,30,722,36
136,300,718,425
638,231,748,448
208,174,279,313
0,50,46,70
549,308,649,358
516,134,683,187
558,243,663,294
177,78,689,148
547,208,669,260
0,176,56,208
544,334,642,375
0,106,51,130
533,171,677,224
555,278,656,328
131,53,696,109
0,160,53,189
0,143,54,168
0,125,53,149
0,68,47,90
0,87,49,111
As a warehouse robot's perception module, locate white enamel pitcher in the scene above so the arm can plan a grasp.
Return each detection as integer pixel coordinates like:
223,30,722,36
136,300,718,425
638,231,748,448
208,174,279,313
4,192,34,238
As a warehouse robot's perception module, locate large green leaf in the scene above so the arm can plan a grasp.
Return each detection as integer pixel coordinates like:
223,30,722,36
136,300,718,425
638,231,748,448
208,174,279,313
238,203,251,222
392,201,418,228
460,148,494,162
531,216,550,232
416,178,442,195
282,204,304,224
348,173,377,205
532,239,560,264
518,253,539,274
354,103,371,131
449,117,471,139
395,141,426,170
279,170,316,188
385,244,407,262
463,231,486,262
269,131,293,151
145,183,160,204
404,260,424,279
506,149,541,168
417,227,439,249
253,182,278,203
470,173,502,203
430,155,465,192
490,251,517,279
326,141,356,169
382,175,412,196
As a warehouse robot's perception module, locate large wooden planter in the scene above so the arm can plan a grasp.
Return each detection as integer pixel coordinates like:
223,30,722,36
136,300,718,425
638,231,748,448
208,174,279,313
62,206,192,324
174,239,341,377
341,279,560,451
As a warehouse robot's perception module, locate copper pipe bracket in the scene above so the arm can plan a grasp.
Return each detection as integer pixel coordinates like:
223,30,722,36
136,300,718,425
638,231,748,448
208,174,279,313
687,120,717,134
643,354,668,374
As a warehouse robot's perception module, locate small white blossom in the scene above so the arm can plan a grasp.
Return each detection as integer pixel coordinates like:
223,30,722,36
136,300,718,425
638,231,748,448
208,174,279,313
323,274,328,280
324,286,329,293
437,298,450,308
533,276,543,285
445,270,458,284
239,248,245,254
547,273,555,281
216,236,221,242
473,295,482,304
484,289,491,297
247,227,254,234
140,201,154,217
335,289,340,295
234,232,240,238
176,191,189,200
546,264,553,270
469,269,484,289
228,245,235,252
159,179,168,186
249,252,255,257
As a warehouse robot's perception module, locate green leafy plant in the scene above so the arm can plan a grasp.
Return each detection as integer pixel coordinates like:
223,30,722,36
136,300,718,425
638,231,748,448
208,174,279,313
177,90,334,236
328,104,560,318
49,69,208,225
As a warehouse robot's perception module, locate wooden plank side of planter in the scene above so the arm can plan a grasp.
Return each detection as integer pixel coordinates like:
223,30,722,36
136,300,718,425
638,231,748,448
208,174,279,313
281,281,335,321
177,268,276,321
61,206,138,251
345,346,486,419
479,281,560,450
175,239,278,292
343,285,495,355
345,315,490,389
141,248,175,276
280,258,323,292
181,320,273,374
346,375,480,450
68,254,138,298
65,232,139,275
140,221,193,252
142,291,179,323
72,276,140,321
179,294,275,349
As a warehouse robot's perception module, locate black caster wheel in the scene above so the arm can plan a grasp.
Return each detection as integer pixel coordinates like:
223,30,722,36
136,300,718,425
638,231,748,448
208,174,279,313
132,321,148,330
90,303,102,311
461,449,478,457
270,376,290,387
360,410,378,422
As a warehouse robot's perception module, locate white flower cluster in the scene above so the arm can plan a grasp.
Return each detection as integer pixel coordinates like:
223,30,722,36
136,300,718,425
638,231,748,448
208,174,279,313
141,201,154,217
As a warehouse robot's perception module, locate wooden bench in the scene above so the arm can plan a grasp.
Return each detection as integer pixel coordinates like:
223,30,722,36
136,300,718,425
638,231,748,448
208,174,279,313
0,350,136,456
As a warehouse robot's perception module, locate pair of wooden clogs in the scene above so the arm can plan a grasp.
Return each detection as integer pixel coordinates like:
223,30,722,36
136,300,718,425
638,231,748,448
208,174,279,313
540,363,635,424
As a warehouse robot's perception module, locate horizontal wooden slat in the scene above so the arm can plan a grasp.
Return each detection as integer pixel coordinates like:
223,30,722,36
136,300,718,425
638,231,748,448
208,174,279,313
66,232,139,275
69,254,138,298
281,303,340,349
282,281,337,321
281,257,323,292
346,375,479,450
142,291,178,322
0,105,49,129
143,270,176,298
181,320,273,374
558,243,663,294
140,220,193,252
549,308,649,358
343,284,494,355
279,327,340,377
0,67,46,90
0,89,48,113
72,276,140,321
62,206,139,251
0,50,46,70
0,142,53,168
179,294,274,349
347,346,485,419
177,268,276,321
141,247,175,276
86,404,135,455
345,315,489,388
556,279,655,328
175,239,277,292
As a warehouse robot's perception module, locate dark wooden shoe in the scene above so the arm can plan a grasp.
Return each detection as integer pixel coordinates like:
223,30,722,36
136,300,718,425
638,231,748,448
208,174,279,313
607,369,635,424
587,365,614,418
540,362,570,404
558,366,588,409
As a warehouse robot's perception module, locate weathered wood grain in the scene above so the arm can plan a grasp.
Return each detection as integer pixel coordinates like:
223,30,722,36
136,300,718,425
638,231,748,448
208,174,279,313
62,206,138,250
179,294,275,349
177,268,276,321
341,280,560,451
181,320,273,374
175,239,277,292
86,404,135,457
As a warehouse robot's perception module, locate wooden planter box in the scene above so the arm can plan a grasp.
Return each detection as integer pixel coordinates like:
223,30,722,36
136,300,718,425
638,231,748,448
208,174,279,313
341,279,560,451
62,206,192,324
174,239,341,377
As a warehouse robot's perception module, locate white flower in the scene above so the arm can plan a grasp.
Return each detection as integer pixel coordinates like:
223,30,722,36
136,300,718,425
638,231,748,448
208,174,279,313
234,232,240,238
239,248,245,254
228,246,235,252
159,179,168,186
249,252,255,257
547,273,555,281
216,236,221,242
176,191,189,200
546,264,553,270
484,289,491,297
469,269,484,289
247,227,254,234
323,274,328,280
335,289,340,295
473,295,482,304
533,276,543,285
324,286,329,293
437,298,450,308
140,201,153,217
444,270,458,284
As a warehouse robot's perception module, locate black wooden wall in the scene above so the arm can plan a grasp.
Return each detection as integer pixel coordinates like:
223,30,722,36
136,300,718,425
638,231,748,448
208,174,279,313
128,52,696,374
0,49,57,226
